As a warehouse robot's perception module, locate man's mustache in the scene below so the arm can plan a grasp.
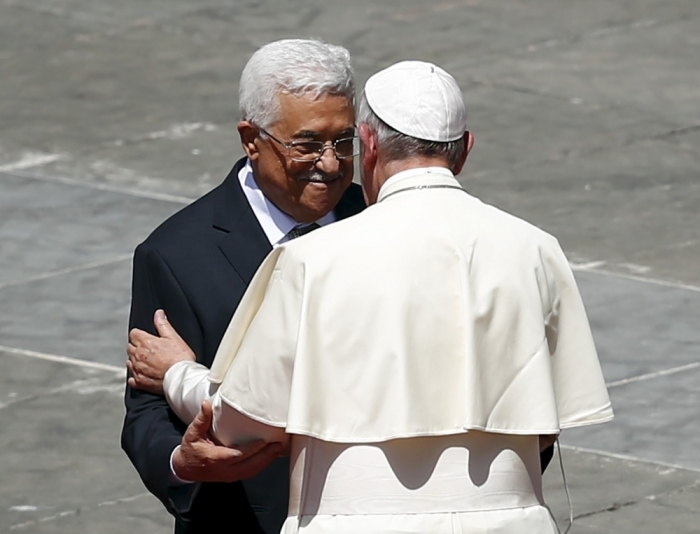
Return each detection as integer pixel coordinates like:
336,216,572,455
297,170,344,183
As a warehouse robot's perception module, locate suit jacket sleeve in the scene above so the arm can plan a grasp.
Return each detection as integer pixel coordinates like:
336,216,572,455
121,242,204,521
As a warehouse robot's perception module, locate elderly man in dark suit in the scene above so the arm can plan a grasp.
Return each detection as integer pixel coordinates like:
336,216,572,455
121,38,365,534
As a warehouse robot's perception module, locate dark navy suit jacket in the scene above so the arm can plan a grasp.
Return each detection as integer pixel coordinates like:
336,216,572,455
121,158,366,533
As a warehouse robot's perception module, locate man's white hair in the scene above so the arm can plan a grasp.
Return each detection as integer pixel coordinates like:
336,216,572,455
239,39,354,130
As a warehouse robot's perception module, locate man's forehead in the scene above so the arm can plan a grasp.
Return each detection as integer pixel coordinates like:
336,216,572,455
277,90,354,110
275,92,355,136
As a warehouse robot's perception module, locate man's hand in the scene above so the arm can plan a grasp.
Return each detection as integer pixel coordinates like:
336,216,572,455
127,309,195,395
173,400,284,483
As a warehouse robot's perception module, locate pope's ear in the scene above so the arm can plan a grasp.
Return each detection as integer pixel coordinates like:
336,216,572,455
238,121,259,160
452,131,474,176
359,123,377,166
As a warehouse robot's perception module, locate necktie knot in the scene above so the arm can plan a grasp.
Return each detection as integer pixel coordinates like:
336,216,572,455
286,222,320,240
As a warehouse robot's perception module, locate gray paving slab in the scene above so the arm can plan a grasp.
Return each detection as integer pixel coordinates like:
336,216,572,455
39,124,246,199
0,259,132,366
0,171,181,286
0,4,244,157
0,351,171,534
542,447,700,528
563,365,700,469
460,83,680,174
0,348,118,407
572,484,700,534
463,16,700,126
575,271,700,381
8,495,172,534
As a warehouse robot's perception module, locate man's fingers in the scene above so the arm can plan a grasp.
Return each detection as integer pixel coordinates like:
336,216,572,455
126,342,140,362
128,327,152,345
187,401,213,439
232,439,271,459
220,442,284,479
153,309,182,341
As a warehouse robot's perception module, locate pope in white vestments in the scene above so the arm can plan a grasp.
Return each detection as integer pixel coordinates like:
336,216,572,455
147,61,613,533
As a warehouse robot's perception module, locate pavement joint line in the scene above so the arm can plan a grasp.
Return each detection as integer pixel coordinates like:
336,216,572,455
9,492,152,531
573,480,700,521
84,121,228,152
573,498,638,520
0,254,134,290
0,345,124,374
650,123,700,140
0,377,114,410
605,362,700,389
0,169,194,204
559,444,700,475
570,265,700,293
0,153,65,172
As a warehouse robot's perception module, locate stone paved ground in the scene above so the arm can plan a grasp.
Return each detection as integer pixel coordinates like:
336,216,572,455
0,1,698,532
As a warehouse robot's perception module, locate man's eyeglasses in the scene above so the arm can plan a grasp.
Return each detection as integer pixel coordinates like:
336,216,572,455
258,127,359,163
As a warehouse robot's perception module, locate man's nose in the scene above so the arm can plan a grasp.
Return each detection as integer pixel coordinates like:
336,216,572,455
315,145,341,174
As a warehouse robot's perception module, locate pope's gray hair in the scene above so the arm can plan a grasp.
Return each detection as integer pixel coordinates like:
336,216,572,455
239,39,355,129
357,92,465,170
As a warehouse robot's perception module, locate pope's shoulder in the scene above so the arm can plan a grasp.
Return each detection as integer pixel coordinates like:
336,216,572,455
281,187,565,268
466,193,561,247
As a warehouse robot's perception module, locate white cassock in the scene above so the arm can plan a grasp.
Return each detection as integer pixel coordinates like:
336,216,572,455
164,167,614,534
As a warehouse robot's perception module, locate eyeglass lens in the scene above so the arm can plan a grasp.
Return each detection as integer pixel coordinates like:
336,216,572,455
290,137,359,161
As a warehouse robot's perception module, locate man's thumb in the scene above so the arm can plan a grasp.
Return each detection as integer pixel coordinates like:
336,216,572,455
154,309,178,339
190,400,213,437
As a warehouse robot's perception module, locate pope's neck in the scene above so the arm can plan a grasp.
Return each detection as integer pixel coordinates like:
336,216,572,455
374,156,452,190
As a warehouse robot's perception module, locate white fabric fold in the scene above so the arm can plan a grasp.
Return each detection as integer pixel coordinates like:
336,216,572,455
198,170,613,442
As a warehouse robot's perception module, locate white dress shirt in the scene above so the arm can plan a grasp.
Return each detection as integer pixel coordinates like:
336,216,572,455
237,159,336,246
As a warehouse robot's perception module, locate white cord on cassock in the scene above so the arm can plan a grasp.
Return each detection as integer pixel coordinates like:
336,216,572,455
552,440,574,534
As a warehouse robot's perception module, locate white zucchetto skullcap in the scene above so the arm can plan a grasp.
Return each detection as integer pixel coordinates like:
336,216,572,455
364,60,467,142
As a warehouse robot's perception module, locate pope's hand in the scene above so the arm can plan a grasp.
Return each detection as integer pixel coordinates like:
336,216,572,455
173,400,285,483
127,309,195,395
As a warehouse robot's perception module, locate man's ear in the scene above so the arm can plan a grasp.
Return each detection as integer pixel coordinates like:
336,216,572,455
238,121,260,161
452,131,474,176
359,123,377,171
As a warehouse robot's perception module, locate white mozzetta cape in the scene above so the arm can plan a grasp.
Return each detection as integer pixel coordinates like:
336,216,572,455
208,170,613,442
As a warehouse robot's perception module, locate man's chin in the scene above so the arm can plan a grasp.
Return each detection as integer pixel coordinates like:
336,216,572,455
298,188,346,221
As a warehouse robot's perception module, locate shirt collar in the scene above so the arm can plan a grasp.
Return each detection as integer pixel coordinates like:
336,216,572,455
238,159,336,246
378,166,457,202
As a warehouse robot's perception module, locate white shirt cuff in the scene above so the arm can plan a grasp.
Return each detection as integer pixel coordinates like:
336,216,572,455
169,445,194,485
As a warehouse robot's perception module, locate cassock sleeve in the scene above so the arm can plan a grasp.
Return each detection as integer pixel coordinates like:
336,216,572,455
211,245,304,428
163,361,213,425
163,361,288,447
543,239,614,428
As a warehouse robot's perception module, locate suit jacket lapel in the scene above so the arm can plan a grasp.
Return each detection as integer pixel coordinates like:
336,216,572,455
213,159,273,286
333,182,366,221
213,162,365,285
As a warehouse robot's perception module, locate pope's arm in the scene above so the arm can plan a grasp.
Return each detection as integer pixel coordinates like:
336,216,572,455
163,361,288,448
543,238,613,428
162,246,294,447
